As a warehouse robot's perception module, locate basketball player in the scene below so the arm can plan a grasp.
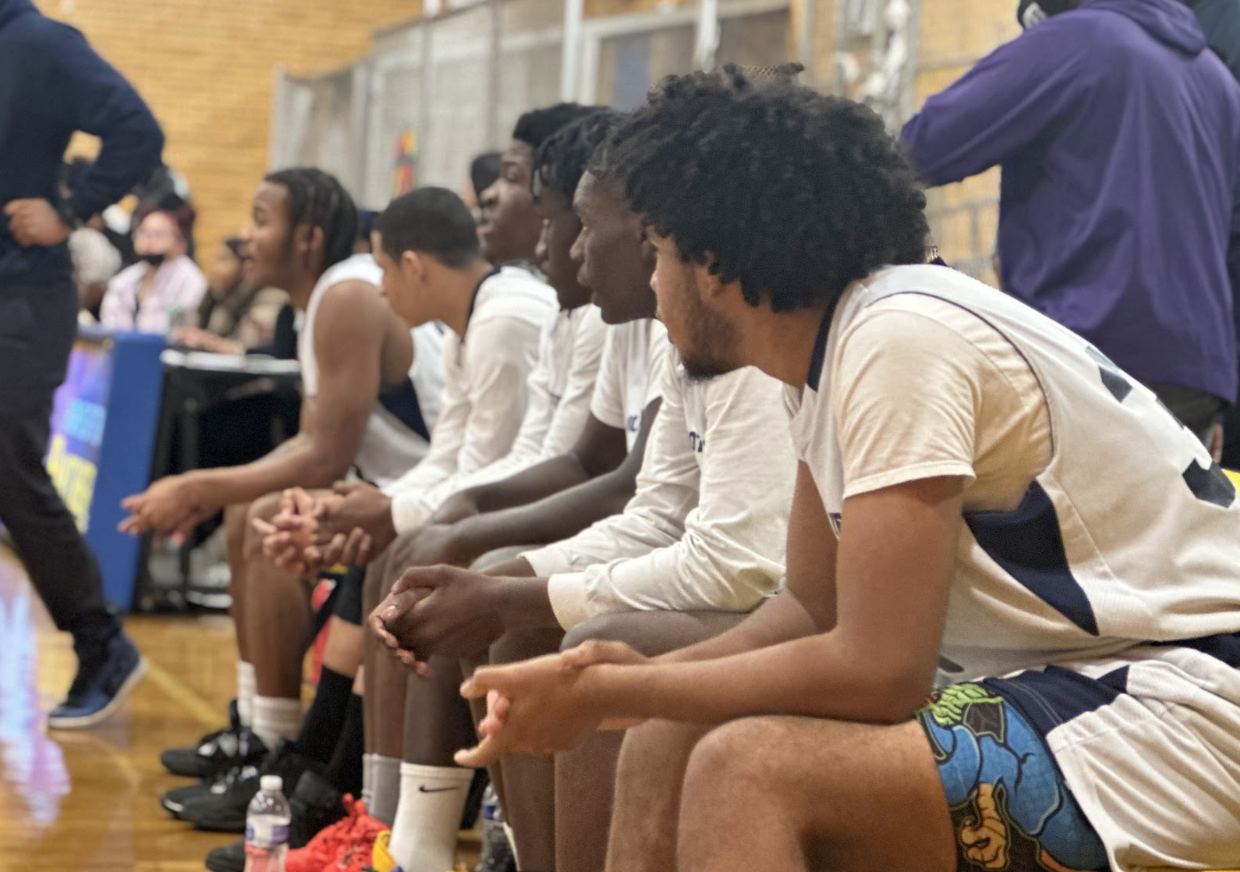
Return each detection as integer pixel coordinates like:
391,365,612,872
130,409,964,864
123,169,447,811
454,72,1240,872
371,119,797,872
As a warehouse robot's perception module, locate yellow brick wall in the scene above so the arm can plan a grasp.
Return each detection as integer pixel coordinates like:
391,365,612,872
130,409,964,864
912,0,1018,285
813,0,1017,284
36,0,421,268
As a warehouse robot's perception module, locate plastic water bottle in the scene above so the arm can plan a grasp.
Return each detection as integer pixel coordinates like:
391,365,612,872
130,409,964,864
474,785,515,872
244,775,290,872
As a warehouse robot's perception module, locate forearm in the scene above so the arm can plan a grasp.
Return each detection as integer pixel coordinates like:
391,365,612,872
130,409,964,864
453,466,636,558
497,577,560,631
593,630,930,727
195,436,348,509
462,455,591,514
654,589,818,665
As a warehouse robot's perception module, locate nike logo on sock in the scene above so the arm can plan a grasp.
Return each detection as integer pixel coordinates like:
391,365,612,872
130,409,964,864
417,785,462,794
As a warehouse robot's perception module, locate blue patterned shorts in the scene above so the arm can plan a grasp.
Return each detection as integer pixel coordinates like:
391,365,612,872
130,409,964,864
916,682,1109,872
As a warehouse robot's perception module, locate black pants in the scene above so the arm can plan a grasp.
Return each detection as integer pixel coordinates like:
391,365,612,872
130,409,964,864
0,279,117,649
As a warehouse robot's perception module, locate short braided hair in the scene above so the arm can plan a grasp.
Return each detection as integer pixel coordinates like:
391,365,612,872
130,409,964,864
263,167,359,272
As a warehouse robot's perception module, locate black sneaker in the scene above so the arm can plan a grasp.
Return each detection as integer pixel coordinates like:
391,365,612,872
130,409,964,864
47,631,147,729
161,754,258,818
180,741,320,833
162,702,261,779
203,770,347,872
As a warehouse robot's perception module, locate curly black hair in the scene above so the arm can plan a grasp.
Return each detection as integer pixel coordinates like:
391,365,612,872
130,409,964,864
513,103,604,152
533,108,618,201
600,69,929,312
264,167,359,272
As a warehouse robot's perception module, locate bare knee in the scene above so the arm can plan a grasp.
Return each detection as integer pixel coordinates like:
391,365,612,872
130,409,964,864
618,718,712,783
562,610,745,658
683,718,789,799
490,626,563,665
562,612,644,651
225,501,254,556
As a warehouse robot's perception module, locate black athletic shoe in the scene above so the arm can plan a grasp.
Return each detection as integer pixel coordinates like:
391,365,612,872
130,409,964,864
180,741,320,833
161,701,261,779
161,753,258,818
203,770,347,872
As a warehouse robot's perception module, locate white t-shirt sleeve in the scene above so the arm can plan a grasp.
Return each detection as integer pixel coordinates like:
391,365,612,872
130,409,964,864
539,305,607,458
832,308,982,499
416,307,605,513
588,327,627,430
523,348,696,587
540,365,794,630
450,313,543,476
386,336,469,531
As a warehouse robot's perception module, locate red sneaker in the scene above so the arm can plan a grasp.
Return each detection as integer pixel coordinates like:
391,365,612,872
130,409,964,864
314,798,389,872
287,795,378,872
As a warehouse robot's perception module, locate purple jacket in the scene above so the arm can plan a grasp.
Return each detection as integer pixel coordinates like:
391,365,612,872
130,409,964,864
902,0,1240,402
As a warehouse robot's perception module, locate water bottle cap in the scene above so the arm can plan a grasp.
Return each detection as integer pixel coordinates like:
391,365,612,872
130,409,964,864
260,775,283,793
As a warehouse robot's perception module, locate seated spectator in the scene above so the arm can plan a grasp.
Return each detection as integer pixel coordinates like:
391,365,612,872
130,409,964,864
173,236,287,353
99,202,206,333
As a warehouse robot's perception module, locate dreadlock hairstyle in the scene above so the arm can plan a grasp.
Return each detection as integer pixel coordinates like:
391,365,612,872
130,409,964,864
532,108,619,201
263,167,359,274
512,103,606,153
598,68,929,314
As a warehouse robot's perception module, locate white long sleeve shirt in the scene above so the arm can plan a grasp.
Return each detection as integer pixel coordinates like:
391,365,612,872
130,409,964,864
401,303,608,527
385,267,557,531
524,344,797,629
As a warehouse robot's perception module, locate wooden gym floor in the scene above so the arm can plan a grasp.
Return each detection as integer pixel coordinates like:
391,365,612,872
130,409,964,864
0,546,242,871
0,547,479,872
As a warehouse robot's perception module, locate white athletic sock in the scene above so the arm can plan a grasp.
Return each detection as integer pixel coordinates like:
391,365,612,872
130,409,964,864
503,821,520,869
251,696,301,750
236,662,257,728
369,754,403,825
361,753,379,807
388,764,474,872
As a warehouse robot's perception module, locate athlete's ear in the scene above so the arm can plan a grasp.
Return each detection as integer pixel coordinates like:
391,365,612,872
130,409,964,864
695,255,729,304
296,222,324,255
400,249,427,281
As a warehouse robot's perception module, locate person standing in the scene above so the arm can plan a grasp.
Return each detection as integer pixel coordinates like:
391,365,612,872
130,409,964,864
0,0,164,727
902,0,1240,444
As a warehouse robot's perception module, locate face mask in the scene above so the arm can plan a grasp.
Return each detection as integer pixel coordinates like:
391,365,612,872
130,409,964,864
1017,0,1073,28
139,252,167,268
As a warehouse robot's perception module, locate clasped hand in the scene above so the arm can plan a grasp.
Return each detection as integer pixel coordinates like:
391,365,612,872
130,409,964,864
454,640,650,767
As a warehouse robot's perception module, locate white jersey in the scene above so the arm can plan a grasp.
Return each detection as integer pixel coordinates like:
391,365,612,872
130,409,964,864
414,303,608,518
792,263,1240,870
590,318,669,452
527,341,795,629
387,266,557,532
298,253,445,489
